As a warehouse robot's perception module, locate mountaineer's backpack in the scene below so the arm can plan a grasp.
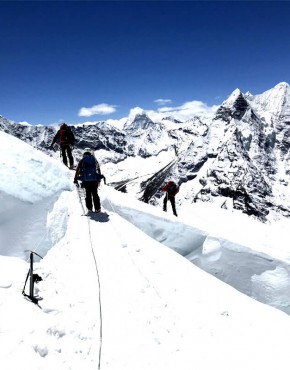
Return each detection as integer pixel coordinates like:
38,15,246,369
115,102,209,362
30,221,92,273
79,154,103,182
60,125,75,144
167,181,179,196
81,154,97,181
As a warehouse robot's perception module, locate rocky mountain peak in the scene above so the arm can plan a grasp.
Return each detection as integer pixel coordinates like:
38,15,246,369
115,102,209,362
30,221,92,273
222,88,243,107
274,81,289,90
250,82,290,119
124,111,155,131
214,89,249,122
162,116,183,124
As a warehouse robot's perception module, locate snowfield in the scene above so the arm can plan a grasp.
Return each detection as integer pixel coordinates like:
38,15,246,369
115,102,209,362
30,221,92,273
1,131,290,369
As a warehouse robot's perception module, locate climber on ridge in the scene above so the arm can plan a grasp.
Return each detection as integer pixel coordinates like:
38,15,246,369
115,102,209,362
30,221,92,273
50,123,75,168
74,148,106,214
161,180,179,217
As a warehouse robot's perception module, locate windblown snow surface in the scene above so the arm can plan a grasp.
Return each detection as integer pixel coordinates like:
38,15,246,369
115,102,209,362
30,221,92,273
1,130,290,370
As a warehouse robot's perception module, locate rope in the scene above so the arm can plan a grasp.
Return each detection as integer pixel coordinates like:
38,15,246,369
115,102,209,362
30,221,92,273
102,186,163,301
100,186,188,345
109,171,155,191
25,224,50,263
76,187,103,369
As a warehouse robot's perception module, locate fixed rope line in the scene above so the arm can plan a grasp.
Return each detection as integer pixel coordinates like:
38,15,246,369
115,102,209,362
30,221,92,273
76,187,103,370
111,171,156,191
102,186,163,301
25,226,49,263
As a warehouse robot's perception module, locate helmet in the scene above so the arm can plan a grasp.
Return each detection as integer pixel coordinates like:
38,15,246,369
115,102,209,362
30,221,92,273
83,147,92,155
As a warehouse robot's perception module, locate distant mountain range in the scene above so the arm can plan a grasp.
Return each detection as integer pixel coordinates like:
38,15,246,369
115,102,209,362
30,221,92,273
1,82,290,222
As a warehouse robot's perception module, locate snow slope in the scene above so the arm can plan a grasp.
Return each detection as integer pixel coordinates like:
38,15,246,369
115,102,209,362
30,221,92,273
1,132,290,369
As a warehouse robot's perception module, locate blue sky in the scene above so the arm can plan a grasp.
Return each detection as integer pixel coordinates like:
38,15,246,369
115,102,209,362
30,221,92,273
0,1,290,125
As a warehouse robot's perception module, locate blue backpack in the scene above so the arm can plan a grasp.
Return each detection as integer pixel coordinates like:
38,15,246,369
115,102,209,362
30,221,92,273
81,154,98,182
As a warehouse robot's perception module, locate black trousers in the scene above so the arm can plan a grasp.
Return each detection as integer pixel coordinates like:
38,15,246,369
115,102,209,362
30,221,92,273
83,181,100,211
61,143,74,167
163,194,177,216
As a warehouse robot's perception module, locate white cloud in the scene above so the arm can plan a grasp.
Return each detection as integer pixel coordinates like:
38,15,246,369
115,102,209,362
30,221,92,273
78,103,117,117
154,98,172,106
102,100,218,128
106,117,128,130
158,100,218,120
128,107,145,118
119,101,218,126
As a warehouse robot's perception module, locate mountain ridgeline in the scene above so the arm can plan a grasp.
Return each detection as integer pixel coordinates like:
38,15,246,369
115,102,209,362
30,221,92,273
1,82,290,222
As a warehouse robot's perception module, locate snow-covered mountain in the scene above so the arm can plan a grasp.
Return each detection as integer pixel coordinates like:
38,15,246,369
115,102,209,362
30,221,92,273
2,129,290,370
1,82,290,222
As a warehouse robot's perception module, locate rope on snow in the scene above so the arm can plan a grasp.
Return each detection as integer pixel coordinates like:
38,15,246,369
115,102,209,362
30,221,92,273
76,186,103,370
